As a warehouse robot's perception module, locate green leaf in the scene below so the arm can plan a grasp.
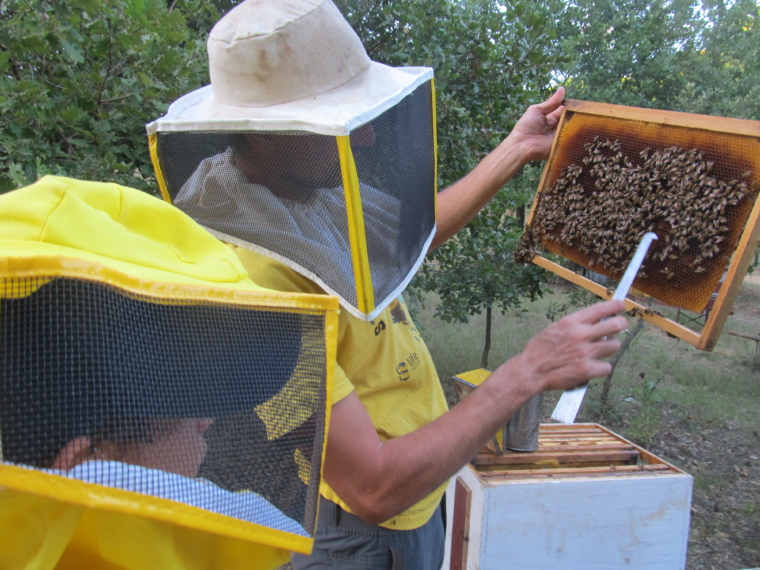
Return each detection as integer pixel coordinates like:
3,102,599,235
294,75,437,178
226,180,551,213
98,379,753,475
60,39,85,64
0,52,11,71
20,35,47,53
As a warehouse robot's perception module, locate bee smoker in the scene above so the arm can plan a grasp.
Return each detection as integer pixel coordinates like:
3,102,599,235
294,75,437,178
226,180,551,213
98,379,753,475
504,392,543,452
452,369,543,454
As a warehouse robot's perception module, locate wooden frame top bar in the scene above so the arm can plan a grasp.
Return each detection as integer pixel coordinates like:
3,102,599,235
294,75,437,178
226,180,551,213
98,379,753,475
470,423,684,481
564,99,760,137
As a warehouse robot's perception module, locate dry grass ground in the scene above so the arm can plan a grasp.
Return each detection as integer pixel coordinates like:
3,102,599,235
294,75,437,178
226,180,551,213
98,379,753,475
415,279,760,570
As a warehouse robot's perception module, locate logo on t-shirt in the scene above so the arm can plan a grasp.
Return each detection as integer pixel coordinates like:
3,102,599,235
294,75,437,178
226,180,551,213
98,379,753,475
389,299,409,325
371,296,423,343
396,352,420,381
387,297,424,343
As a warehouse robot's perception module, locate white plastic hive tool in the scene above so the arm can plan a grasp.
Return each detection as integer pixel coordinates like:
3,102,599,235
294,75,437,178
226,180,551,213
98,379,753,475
551,232,658,424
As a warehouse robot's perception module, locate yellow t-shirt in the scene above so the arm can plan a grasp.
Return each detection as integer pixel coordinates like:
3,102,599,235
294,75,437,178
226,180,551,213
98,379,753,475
233,246,449,530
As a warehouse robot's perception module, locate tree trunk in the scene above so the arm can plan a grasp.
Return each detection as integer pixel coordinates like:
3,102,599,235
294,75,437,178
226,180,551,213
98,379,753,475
600,318,646,412
481,305,492,369
516,205,525,229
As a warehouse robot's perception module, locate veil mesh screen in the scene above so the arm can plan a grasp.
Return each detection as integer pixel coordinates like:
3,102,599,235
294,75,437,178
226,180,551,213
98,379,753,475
0,276,328,537
154,80,436,313
157,129,356,306
352,80,436,305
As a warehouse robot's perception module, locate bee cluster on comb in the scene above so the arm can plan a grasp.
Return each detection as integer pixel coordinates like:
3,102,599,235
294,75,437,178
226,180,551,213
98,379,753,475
518,100,760,348
515,137,754,287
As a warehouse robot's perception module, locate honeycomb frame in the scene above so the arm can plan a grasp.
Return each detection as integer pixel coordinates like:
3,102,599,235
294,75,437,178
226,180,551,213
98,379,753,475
525,100,760,351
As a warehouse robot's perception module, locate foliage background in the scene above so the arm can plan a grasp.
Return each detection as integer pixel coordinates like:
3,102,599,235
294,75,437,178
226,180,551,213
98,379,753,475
0,0,220,192
2,0,759,346
3,0,757,189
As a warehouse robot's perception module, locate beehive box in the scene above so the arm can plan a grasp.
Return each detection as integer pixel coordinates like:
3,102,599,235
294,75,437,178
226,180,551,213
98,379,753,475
519,100,760,350
442,424,692,570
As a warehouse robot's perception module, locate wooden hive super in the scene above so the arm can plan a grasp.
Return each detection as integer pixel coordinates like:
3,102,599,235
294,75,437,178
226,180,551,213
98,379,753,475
441,424,692,570
520,100,760,350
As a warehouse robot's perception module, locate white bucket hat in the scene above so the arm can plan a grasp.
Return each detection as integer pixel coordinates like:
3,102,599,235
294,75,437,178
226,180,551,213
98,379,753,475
146,0,433,136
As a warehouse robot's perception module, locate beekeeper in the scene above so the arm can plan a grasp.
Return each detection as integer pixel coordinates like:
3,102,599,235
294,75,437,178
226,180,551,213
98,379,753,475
0,176,339,570
147,1,627,568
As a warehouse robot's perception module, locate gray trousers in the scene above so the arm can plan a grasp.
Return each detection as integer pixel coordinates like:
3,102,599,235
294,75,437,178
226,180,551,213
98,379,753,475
291,498,445,570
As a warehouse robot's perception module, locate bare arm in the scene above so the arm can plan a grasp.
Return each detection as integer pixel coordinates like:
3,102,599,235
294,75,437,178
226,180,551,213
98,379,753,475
431,87,565,250
322,300,627,524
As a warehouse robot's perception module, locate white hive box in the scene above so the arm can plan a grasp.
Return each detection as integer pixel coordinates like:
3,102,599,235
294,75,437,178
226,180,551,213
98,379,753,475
442,424,692,570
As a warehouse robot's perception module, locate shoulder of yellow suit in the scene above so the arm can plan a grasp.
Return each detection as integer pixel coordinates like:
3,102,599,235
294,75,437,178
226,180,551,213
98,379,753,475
0,176,337,310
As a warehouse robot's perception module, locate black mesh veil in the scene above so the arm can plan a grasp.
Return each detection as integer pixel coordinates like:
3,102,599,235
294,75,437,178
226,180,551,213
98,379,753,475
152,80,437,319
0,275,329,540
352,80,436,305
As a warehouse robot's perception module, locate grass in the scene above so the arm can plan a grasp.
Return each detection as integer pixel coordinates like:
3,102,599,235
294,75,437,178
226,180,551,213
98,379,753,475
624,376,662,446
414,290,562,377
693,472,718,494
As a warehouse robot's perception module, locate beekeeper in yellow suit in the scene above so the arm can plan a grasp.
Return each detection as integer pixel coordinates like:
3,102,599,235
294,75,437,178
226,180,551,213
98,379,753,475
0,176,339,569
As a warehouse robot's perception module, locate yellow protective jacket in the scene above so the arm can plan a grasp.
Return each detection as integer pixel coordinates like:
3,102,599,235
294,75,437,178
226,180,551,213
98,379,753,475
0,491,290,570
0,177,340,569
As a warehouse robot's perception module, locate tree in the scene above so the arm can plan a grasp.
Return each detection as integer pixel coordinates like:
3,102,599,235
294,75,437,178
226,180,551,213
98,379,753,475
557,0,702,109
336,0,564,365
414,165,548,368
339,0,566,186
600,317,645,412
673,0,760,120
557,0,760,120
0,0,218,193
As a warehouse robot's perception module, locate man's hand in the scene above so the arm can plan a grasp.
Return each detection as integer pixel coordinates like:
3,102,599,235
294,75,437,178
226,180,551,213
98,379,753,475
502,299,627,393
506,87,565,164
431,87,566,249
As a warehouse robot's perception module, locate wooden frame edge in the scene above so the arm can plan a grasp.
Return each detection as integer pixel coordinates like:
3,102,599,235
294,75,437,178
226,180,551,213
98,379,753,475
531,255,702,347
449,477,472,570
699,191,760,350
594,424,688,475
526,105,570,228
564,99,760,137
